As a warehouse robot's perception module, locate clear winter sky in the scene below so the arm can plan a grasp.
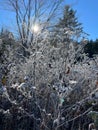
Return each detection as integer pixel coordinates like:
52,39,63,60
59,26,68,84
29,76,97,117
0,0,98,40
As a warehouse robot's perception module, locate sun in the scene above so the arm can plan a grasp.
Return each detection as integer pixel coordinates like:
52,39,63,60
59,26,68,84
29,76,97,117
31,24,40,33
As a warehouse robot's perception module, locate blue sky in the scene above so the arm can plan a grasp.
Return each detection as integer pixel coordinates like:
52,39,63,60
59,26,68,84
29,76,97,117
0,0,98,40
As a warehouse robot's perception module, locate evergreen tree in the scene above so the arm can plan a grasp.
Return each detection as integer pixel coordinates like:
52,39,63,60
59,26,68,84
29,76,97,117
56,5,83,41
